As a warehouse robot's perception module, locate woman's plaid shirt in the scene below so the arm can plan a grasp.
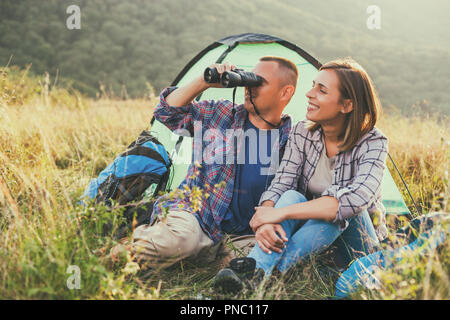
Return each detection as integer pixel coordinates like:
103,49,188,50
150,87,292,244
259,120,389,241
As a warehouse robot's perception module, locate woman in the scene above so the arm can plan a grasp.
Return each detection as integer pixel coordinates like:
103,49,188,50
214,58,389,293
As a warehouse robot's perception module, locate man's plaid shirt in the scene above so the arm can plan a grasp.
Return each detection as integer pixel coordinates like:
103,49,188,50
151,87,292,244
259,120,389,241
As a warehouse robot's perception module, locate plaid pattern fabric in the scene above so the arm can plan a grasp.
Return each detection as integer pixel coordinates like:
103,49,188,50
151,87,292,244
259,120,389,241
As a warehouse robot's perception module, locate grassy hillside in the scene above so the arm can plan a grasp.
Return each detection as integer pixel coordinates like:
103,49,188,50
0,0,449,114
0,67,448,299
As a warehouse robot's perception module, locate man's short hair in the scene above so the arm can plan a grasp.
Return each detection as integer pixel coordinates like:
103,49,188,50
259,56,298,88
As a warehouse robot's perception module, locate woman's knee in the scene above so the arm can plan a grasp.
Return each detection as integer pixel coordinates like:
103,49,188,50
290,219,341,252
276,190,307,208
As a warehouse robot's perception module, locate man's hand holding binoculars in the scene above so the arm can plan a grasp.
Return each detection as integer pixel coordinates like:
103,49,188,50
166,62,261,107
165,63,235,107
202,62,237,88
204,62,262,88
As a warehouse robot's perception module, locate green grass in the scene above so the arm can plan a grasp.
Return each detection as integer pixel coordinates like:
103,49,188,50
0,67,448,299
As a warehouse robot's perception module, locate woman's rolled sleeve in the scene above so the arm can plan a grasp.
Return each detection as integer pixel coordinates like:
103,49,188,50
322,135,388,230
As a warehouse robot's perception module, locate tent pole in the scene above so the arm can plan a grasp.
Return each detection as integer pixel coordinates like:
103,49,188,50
388,152,420,219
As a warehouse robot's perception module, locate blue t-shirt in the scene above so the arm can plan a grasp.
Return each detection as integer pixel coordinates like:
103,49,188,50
220,115,280,235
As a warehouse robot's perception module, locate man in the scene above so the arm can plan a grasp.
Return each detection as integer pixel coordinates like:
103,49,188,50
131,56,298,269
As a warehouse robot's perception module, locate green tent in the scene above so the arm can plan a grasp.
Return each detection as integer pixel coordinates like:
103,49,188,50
149,33,411,216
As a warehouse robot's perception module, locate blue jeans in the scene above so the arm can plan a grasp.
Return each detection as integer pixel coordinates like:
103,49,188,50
248,190,380,275
334,221,448,299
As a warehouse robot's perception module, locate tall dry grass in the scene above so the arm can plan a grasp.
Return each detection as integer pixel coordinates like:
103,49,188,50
0,66,448,299
0,66,157,299
377,114,449,216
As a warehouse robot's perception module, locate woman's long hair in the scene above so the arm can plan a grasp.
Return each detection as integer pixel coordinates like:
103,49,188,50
308,58,382,151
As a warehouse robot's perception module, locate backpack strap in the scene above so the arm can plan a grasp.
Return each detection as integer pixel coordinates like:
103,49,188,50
120,145,168,165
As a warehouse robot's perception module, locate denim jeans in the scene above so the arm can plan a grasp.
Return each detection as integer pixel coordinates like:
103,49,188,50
248,190,380,275
334,215,448,299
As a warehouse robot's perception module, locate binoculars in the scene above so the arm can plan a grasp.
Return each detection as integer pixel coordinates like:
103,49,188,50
204,67,262,88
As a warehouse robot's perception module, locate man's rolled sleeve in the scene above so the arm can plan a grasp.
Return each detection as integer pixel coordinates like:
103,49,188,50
322,136,388,230
153,86,214,136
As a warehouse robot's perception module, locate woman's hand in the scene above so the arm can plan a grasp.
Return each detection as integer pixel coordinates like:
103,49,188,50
255,224,288,254
250,206,286,232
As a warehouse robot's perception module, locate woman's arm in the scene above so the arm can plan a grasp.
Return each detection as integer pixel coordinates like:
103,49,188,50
250,196,338,231
251,132,389,232
322,134,388,228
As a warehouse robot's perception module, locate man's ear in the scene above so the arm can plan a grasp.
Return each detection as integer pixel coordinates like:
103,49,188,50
281,85,295,102
340,99,353,114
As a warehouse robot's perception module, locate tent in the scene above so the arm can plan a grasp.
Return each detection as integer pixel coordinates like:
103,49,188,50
149,33,411,216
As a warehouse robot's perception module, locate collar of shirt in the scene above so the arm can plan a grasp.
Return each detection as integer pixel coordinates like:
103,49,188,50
232,103,292,147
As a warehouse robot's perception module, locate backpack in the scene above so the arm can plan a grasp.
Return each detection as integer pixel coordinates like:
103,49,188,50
82,130,172,206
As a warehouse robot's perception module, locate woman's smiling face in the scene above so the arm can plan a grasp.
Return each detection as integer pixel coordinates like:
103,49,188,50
305,69,346,123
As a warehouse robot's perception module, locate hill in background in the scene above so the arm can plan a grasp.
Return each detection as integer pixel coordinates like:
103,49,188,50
1,0,449,114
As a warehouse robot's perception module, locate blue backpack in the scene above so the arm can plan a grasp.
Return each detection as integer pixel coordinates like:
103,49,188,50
82,130,172,206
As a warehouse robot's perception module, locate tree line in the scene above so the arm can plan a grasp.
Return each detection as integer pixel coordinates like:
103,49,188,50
1,0,448,114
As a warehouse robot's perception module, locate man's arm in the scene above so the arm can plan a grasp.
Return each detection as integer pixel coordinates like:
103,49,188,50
165,76,210,107
166,63,236,106
154,63,236,135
